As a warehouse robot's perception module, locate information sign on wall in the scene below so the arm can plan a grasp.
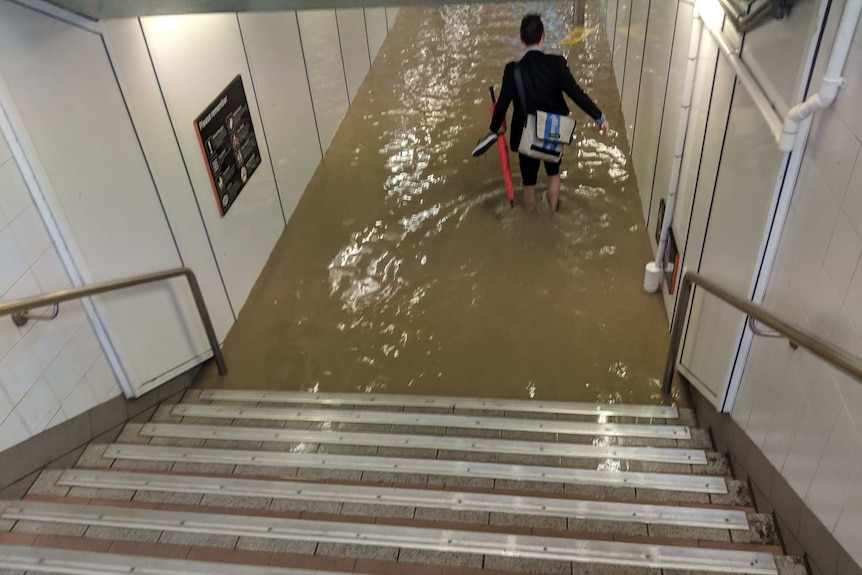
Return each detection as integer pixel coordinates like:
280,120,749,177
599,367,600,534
194,75,261,216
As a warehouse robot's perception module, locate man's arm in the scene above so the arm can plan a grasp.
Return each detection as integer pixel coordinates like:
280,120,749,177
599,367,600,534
490,64,515,134
557,58,609,135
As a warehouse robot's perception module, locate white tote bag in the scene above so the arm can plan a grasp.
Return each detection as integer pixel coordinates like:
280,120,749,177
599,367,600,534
518,111,577,162
514,65,577,163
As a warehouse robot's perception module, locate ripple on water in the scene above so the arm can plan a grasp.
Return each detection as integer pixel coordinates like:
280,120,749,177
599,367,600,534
272,1,670,405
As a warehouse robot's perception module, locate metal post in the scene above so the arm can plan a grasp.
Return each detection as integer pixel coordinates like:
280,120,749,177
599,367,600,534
184,271,228,376
662,275,692,394
574,0,586,27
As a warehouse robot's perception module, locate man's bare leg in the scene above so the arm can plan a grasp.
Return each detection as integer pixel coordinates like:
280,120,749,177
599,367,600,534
523,185,537,212
547,174,561,212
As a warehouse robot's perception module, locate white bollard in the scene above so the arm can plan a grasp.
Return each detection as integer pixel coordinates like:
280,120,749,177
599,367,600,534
644,262,661,293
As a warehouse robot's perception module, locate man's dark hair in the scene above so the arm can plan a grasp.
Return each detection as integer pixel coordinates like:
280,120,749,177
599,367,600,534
520,14,544,45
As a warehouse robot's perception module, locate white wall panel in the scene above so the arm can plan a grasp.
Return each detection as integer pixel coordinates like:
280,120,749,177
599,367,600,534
648,1,693,238
612,0,630,96
385,7,400,32
298,10,350,154
829,208,862,301
671,33,724,266
734,336,792,447
0,1,205,391
239,12,322,222
834,36,862,141
668,58,734,337
604,0,618,55
337,8,372,103
141,14,285,314
620,0,648,148
783,367,844,494
759,365,807,469
631,0,677,221
681,88,785,400
795,149,842,264
806,403,862,530
806,105,860,204
365,7,388,63
0,411,27,452
0,125,9,160
845,138,862,240
100,18,234,345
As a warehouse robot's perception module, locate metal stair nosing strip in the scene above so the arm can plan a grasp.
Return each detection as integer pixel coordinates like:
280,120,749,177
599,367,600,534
0,501,777,575
57,468,751,530
197,390,681,419
101,443,728,494
169,404,692,440
139,422,709,465
0,544,346,575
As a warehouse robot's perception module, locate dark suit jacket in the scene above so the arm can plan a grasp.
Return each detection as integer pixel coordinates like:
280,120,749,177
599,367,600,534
490,50,603,152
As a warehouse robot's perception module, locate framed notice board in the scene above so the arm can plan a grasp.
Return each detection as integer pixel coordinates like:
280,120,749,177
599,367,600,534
194,75,261,216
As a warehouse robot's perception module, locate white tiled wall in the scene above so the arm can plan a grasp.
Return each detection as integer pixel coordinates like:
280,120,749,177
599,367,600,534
0,131,119,453
604,0,862,566
732,5,862,565
0,4,400,457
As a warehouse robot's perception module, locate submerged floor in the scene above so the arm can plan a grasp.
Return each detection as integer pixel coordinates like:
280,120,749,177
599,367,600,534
196,1,682,405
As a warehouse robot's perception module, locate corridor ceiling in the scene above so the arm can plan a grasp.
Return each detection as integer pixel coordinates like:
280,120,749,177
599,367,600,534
42,0,489,20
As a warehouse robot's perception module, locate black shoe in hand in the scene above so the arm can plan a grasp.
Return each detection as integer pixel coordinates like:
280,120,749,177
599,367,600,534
472,132,498,157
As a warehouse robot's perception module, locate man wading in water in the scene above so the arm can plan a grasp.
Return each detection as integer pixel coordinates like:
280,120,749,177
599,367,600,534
488,14,609,212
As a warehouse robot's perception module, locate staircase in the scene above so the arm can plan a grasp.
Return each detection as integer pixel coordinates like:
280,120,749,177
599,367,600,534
0,389,807,575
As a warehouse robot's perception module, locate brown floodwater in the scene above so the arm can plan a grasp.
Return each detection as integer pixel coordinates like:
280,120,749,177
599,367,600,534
196,1,684,406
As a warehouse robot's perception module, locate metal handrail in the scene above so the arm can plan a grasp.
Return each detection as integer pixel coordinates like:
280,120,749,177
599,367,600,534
663,270,862,393
0,268,227,376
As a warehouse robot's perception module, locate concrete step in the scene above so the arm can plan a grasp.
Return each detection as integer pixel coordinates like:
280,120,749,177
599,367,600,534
86,443,729,494
52,468,751,532
135,422,712,467
73,442,751,506
0,537,810,575
4,389,794,575
152,403,712,450
28,464,764,544
192,389,684,420
0,541,352,574
167,404,693,441
0,499,782,574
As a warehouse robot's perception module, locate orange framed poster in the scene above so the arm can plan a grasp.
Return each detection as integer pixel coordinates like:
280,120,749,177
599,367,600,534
194,75,261,216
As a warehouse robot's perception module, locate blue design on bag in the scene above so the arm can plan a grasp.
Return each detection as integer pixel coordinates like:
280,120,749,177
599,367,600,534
541,114,560,152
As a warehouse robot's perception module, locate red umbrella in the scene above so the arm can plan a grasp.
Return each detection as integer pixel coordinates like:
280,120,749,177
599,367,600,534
489,87,515,208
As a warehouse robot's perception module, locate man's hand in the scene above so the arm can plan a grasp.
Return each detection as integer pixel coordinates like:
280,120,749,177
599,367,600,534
496,125,507,135
598,119,609,136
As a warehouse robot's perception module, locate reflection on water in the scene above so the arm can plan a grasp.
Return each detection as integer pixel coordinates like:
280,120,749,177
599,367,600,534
200,1,679,406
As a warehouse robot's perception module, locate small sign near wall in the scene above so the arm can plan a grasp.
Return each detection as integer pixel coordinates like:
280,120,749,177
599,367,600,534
194,75,261,216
